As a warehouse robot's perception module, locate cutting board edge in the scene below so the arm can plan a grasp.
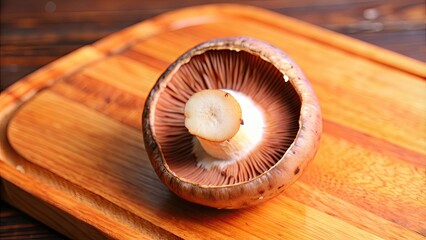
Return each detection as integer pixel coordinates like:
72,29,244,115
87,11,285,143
0,4,425,239
0,43,179,240
0,175,110,239
0,157,180,240
93,3,426,77
1,3,425,111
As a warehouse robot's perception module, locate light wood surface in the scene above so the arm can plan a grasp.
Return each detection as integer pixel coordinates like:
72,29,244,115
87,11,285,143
1,4,425,239
2,0,425,92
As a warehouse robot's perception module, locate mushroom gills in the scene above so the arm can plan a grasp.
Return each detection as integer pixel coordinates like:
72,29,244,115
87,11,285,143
151,48,303,186
185,89,265,170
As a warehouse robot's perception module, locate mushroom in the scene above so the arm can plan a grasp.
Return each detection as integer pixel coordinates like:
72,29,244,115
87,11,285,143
143,37,322,209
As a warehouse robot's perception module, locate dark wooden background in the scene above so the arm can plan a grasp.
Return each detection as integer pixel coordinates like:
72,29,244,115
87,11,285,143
1,0,425,238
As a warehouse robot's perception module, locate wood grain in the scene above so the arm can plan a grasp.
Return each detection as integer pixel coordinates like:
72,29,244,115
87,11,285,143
1,0,425,91
1,4,425,239
0,202,66,239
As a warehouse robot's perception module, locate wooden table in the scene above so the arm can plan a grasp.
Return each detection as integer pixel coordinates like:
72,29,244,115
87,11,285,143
1,0,425,239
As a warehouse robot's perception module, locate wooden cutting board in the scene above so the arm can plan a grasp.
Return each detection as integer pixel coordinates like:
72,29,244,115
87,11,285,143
1,4,425,239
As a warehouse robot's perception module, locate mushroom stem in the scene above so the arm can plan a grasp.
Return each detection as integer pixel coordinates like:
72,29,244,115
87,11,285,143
184,89,264,165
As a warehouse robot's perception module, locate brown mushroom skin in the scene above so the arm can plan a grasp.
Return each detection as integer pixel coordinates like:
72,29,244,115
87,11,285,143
143,37,322,209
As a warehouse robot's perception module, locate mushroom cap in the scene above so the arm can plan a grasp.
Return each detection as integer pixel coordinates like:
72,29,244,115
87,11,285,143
143,37,322,209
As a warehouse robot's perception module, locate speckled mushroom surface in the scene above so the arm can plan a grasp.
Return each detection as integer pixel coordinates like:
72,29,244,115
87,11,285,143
143,37,322,209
